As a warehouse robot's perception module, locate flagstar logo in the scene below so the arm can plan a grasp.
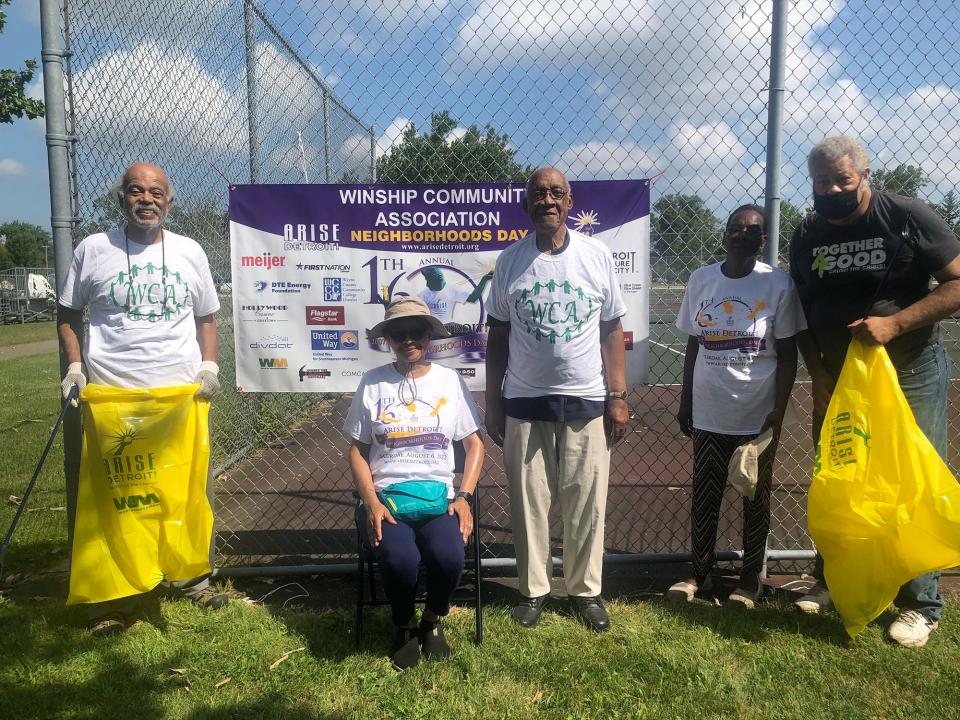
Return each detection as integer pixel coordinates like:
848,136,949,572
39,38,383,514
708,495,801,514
305,306,345,325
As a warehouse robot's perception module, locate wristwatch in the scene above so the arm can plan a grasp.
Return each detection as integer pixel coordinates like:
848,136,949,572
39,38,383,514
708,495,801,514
455,490,473,503
606,390,628,400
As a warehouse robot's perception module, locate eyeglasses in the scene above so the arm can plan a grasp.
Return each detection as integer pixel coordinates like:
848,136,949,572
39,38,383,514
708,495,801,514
527,187,569,201
726,223,764,238
387,326,430,342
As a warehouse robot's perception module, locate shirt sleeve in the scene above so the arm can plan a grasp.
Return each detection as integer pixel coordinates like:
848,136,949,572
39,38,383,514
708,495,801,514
58,240,90,310
910,200,960,275
774,277,808,339
453,374,482,440
485,253,511,325
675,274,696,335
789,223,813,315
191,246,220,316
342,379,372,443
599,250,627,321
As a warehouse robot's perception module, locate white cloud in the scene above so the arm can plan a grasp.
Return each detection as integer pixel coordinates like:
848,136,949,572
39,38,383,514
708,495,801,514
551,141,658,179
0,159,28,177
445,127,468,143
72,42,246,157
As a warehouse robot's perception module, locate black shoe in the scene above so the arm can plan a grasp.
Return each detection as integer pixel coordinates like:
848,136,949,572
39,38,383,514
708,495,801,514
390,626,421,671
390,625,418,655
420,619,452,660
570,595,610,632
512,594,549,628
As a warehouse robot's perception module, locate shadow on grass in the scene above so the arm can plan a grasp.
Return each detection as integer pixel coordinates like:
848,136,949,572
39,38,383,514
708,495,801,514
655,586,852,646
0,599,173,718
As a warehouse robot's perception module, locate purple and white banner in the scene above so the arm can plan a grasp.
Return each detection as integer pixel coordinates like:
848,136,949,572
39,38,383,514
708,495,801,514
229,180,649,392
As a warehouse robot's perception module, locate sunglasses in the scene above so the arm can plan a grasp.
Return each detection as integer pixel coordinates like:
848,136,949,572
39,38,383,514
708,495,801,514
387,326,430,342
726,223,764,238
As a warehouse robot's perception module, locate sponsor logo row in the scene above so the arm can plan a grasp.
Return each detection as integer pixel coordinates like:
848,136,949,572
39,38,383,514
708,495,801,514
251,329,359,353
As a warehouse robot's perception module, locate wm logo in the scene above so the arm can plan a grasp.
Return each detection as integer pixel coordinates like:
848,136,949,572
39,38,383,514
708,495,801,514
259,358,289,368
113,493,161,511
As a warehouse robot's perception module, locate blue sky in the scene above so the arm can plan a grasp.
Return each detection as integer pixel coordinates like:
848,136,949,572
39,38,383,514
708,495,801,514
0,0,47,226
2,0,960,233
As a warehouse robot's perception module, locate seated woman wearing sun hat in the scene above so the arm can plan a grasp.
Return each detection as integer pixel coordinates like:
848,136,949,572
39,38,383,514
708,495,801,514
344,296,483,670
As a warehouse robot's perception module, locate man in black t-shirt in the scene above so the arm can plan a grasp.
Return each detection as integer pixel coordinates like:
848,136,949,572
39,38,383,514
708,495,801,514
789,135,960,647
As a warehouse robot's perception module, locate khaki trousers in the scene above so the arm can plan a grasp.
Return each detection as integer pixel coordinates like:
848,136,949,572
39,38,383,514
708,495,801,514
504,415,610,598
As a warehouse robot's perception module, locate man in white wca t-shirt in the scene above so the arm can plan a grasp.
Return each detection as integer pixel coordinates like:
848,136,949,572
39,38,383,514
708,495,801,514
57,162,226,632
485,167,629,633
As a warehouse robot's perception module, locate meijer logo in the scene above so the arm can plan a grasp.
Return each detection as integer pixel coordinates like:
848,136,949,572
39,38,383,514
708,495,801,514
259,357,289,369
241,252,285,269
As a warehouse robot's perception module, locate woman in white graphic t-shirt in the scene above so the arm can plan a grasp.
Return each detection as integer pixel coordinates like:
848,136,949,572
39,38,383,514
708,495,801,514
344,296,483,670
667,204,806,608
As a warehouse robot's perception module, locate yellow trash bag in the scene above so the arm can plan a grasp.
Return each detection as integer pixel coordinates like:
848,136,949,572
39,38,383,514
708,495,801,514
67,384,214,605
808,340,960,637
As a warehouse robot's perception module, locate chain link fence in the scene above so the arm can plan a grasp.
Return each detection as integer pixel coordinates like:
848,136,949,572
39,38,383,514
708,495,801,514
59,0,960,575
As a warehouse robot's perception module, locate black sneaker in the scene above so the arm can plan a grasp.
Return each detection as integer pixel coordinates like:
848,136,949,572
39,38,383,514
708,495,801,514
569,595,610,632
512,594,549,628
419,619,452,660
391,626,421,671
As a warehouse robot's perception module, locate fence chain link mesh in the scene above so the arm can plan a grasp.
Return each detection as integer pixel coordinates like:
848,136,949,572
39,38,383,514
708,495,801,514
61,0,960,574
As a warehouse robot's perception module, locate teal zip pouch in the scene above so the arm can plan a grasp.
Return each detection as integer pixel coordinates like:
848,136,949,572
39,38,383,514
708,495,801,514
378,480,450,523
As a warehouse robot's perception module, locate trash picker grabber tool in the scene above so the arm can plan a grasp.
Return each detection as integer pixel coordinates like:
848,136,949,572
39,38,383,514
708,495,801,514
0,385,78,580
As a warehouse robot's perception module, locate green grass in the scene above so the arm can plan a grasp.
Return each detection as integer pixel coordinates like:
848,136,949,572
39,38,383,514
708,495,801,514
0,320,57,346
0,351,68,573
1,585,959,720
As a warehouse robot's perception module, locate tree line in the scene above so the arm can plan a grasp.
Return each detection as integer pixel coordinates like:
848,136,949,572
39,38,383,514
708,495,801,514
5,113,959,276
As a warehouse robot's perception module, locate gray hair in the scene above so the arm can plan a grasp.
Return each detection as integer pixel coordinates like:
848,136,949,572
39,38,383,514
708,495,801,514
111,167,177,204
807,136,871,175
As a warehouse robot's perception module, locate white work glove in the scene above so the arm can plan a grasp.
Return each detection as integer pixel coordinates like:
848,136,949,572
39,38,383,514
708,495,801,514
61,362,86,407
194,361,220,399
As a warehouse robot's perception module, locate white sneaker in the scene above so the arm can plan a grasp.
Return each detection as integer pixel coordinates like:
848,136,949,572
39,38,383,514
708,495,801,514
794,582,833,614
887,610,938,648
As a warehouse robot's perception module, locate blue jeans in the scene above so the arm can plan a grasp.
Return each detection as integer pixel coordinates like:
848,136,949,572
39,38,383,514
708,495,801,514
813,341,950,621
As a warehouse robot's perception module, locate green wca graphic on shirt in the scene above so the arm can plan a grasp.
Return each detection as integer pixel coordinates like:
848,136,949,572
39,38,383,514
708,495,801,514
107,263,191,321
512,279,598,344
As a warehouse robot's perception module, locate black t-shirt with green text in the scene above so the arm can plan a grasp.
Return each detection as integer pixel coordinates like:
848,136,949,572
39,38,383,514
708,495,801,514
790,191,960,377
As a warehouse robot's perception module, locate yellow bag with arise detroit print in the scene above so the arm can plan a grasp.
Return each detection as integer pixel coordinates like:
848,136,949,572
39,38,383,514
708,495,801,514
67,384,214,605
808,341,960,637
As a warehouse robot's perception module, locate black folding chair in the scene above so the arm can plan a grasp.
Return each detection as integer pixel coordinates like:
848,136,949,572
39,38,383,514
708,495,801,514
354,440,483,647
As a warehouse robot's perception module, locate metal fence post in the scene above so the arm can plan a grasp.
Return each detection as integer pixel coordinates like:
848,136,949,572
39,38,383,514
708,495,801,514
369,126,376,181
763,0,788,265
40,0,82,544
323,90,331,183
243,0,261,184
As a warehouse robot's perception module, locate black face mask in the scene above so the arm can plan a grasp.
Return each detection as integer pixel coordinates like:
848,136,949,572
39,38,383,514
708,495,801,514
813,185,862,220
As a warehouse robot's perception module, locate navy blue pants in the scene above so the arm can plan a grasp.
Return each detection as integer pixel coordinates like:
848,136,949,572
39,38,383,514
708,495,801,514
359,507,465,626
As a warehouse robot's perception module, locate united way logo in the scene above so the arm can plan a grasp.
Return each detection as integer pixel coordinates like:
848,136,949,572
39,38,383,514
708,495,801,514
323,277,343,302
311,329,359,350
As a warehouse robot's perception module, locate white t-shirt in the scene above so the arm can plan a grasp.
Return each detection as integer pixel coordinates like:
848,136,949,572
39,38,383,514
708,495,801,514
419,286,470,323
343,363,482,497
486,229,627,400
676,261,807,434
59,229,220,388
